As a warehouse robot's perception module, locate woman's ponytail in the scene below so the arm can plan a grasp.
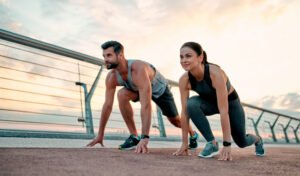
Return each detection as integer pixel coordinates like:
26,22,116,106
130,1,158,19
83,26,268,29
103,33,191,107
202,50,208,64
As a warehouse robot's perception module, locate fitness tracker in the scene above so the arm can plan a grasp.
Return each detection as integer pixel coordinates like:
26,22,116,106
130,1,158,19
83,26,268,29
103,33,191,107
141,134,150,139
223,141,231,147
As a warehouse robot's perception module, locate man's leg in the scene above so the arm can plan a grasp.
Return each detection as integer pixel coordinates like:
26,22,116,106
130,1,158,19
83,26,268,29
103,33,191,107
167,116,195,137
117,87,139,137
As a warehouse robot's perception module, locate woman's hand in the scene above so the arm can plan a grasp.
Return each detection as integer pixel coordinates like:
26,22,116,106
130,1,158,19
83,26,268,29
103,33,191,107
218,146,232,161
173,145,191,156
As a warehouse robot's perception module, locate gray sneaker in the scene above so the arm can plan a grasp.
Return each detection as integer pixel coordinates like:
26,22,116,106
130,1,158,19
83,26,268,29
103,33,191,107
198,141,219,158
255,136,265,156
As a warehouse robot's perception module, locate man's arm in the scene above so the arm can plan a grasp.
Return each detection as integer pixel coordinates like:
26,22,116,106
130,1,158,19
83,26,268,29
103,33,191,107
131,62,152,153
87,72,117,147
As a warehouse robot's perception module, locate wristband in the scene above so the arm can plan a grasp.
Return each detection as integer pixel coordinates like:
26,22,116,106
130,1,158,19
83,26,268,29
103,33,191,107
223,141,231,147
141,134,150,139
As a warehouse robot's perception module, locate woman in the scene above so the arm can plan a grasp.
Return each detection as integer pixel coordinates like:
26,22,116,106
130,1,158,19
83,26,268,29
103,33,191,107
173,42,264,161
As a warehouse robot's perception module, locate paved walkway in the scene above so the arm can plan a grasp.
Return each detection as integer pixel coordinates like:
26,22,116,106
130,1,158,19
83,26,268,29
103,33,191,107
0,137,183,148
1,137,300,176
0,137,297,148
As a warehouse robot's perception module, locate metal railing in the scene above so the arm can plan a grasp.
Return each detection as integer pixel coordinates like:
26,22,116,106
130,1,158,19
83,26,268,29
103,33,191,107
242,103,300,143
0,28,299,143
0,28,166,138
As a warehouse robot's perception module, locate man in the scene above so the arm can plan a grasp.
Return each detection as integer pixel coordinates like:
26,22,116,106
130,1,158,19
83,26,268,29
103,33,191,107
87,41,198,153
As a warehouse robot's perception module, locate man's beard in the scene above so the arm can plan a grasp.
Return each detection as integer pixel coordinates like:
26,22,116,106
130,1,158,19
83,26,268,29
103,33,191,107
106,62,119,69
106,56,119,69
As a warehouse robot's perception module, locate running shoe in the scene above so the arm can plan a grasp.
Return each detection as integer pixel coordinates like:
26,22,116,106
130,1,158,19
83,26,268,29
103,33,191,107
188,131,199,150
118,134,140,150
198,141,219,158
255,136,265,156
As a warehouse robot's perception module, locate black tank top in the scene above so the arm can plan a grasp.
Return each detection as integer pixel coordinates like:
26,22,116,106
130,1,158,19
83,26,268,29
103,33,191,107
188,64,238,103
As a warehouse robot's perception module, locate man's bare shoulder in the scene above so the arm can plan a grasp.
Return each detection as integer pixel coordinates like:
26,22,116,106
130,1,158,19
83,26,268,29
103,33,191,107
130,60,153,85
105,70,119,87
130,60,152,76
130,60,148,70
106,70,116,79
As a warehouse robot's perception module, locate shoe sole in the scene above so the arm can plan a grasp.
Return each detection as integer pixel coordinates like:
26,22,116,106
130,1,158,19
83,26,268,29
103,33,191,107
118,145,137,150
189,147,198,150
255,153,265,156
198,151,219,158
188,144,198,150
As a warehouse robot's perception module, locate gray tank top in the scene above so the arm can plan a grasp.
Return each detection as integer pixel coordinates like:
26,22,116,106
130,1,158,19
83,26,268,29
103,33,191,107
115,60,168,98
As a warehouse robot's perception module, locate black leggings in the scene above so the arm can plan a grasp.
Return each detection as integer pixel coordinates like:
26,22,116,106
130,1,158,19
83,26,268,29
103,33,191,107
186,96,256,148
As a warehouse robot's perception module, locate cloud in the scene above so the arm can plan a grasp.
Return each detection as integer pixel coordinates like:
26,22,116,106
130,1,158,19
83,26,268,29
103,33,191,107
250,92,300,117
0,2,24,33
0,0,10,7
1,0,299,95
39,0,67,18
2,0,296,50
277,93,300,110
142,0,293,35
6,0,293,60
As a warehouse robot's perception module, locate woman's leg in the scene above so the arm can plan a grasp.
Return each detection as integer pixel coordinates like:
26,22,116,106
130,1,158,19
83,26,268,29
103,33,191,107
228,99,259,148
186,96,218,142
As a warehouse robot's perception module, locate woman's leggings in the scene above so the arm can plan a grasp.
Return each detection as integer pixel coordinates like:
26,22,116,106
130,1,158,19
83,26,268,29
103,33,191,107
186,96,257,148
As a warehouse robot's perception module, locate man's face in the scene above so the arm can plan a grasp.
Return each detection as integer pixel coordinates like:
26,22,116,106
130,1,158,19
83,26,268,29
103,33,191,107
103,47,119,69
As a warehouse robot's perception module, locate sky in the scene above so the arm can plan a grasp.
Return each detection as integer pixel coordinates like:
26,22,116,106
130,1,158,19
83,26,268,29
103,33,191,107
1,0,300,116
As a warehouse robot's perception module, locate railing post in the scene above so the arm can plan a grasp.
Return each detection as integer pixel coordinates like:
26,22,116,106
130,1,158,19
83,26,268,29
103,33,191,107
264,115,280,142
264,121,276,142
248,111,264,137
279,119,292,143
76,66,104,135
291,123,300,143
156,106,166,137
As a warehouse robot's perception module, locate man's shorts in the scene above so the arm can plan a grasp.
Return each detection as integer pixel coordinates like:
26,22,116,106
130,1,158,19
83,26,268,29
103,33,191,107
132,86,179,117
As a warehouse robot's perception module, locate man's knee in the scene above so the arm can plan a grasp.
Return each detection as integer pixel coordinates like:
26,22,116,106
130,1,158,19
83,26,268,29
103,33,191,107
168,117,181,128
117,89,130,102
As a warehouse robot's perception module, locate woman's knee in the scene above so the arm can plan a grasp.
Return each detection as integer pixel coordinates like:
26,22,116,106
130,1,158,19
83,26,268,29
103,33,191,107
235,141,247,148
233,136,249,148
186,96,200,111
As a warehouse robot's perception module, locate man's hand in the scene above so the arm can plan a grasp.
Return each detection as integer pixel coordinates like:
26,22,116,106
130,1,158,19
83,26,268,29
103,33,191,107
86,135,104,147
135,138,149,154
218,146,232,161
173,145,191,156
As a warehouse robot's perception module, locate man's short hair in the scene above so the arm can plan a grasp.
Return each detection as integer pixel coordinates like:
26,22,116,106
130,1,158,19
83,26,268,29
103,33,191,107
101,41,124,55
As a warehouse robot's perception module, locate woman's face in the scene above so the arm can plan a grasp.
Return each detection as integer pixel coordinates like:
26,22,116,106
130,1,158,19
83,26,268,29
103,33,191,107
180,47,202,71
